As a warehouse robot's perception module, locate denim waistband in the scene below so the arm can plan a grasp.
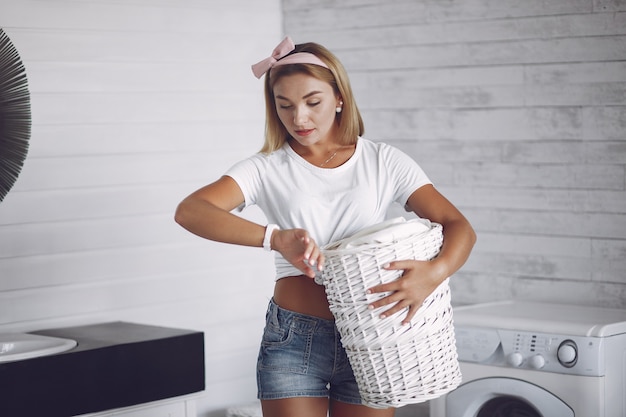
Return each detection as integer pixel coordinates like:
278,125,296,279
267,298,337,334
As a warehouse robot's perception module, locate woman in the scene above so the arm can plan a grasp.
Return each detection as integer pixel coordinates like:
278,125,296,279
175,37,476,417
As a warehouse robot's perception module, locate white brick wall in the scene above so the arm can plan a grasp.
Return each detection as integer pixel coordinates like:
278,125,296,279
284,0,626,308
0,0,282,413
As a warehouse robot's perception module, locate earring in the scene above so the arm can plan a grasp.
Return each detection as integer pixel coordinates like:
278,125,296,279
336,101,343,113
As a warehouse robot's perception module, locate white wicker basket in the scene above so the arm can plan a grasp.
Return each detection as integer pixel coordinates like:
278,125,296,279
320,218,461,408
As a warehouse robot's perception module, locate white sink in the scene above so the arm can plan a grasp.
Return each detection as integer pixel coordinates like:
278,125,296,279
0,333,77,363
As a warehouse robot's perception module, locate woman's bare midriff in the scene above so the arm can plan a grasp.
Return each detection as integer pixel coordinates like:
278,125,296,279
273,275,334,320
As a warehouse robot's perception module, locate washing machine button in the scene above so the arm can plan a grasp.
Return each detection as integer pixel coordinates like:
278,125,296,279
506,352,524,367
557,340,578,367
528,354,545,369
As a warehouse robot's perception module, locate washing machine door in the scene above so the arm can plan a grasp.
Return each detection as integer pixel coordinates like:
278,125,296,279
446,377,574,417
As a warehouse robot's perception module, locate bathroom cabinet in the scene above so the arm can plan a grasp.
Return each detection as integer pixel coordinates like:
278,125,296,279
0,322,205,417
79,394,199,417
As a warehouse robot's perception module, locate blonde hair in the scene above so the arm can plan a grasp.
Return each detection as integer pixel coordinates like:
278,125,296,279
260,42,364,154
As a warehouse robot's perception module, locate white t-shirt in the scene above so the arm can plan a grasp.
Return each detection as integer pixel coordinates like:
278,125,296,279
225,137,432,280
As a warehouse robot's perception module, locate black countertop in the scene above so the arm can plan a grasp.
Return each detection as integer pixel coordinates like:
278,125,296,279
0,322,205,417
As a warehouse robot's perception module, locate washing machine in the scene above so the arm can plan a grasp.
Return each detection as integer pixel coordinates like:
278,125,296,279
430,300,626,417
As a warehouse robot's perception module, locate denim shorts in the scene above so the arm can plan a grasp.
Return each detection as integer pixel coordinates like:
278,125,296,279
256,299,362,404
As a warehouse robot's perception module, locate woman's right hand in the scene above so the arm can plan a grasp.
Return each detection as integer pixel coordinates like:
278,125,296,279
272,228,324,279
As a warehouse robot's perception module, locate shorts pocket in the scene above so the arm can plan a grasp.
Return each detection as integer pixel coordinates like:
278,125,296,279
258,313,315,374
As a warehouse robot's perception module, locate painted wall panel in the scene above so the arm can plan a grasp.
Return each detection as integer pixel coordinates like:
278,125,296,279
0,0,281,414
284,2,626,310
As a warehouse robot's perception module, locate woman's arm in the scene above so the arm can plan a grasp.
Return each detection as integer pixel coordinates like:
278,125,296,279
175,175,265,246
174,175,323,277
367,184,476,324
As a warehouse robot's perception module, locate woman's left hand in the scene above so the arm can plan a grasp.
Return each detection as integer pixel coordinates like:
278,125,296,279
366,259,446,325
369,184,476,325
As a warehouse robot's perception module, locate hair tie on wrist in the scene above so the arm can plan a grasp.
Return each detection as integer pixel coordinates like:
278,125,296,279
263,224,280,251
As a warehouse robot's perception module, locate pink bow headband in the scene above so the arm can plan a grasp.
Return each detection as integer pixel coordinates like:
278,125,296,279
251,36,329,79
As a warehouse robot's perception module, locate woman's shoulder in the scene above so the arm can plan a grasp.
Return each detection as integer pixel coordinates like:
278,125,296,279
237,145,288,165
358,137,404,158
228,146,293,180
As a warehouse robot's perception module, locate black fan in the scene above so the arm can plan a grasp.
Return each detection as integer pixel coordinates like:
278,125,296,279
0,28,31,202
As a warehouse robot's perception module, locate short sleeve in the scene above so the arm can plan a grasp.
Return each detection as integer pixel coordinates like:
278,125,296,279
382,143,432,207
224,153,266,209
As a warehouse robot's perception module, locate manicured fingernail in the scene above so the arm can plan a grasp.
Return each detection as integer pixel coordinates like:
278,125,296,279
383,263,390,268
380,314,386,319
368,305,374,310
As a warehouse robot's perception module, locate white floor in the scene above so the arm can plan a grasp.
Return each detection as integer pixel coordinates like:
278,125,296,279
394,402,430,417
214,401,430,417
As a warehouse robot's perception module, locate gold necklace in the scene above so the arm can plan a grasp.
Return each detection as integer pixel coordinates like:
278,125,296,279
320,150,338,167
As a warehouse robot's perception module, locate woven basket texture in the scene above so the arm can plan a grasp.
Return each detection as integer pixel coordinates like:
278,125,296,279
320,219,461,408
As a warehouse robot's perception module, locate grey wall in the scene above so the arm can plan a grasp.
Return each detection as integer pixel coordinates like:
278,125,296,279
284,0,626,308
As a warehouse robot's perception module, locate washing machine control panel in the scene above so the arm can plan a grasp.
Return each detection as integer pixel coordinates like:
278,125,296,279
455,326,605,376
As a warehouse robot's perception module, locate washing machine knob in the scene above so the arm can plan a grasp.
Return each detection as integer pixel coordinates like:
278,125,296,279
558,340,578,367
528,354,545,369
506,352,524,367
